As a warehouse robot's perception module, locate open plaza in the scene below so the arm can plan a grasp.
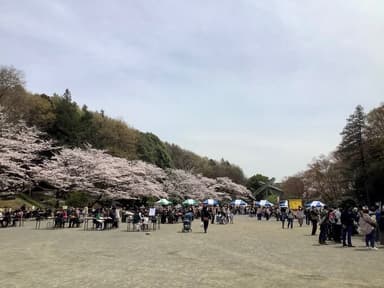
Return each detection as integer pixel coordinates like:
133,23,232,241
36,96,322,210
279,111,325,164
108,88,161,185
0,215,383,288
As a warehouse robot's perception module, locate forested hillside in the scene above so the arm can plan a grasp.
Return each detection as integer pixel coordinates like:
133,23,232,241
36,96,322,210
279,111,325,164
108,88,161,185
0,66,246,185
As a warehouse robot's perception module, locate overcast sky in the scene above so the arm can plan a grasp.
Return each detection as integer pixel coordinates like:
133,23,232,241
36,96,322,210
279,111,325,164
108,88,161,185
1,0,383,180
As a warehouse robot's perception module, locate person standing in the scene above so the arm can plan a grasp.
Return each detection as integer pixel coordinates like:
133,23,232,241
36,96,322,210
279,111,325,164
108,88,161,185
310,207,319,235
359,206,378,250
379,205,384,245
275,208,281,221
209,207,215,224
112,206,121,228
256,207,263,221
318,207,329,245
281,208,287,229
296,207,305,227
83,206,89,218
333,208,342,243
341,207,355,247
374,205,381,242
201,206,211,233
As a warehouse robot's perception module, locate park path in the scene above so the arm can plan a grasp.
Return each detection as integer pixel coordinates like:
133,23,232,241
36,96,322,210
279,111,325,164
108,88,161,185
0,216,383,288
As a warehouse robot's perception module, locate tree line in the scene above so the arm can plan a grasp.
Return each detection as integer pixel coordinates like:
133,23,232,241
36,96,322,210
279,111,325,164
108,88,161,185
282,104,384,207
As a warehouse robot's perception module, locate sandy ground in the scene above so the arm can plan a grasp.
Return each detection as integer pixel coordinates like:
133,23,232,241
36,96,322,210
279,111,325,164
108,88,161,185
0,216,383,288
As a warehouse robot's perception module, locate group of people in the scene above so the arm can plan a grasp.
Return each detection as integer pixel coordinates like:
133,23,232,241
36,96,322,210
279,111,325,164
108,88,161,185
307,205,384,250
154,205,236,233
253,203,384,250
35,206,122,230
0,208,25,227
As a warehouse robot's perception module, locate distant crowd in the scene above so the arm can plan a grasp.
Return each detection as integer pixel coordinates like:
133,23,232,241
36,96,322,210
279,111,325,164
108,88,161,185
2,203,383,250
303,205,384,250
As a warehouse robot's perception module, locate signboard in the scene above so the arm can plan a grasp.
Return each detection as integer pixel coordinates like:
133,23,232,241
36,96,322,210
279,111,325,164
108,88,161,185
288,199,303,210
149,208,156,216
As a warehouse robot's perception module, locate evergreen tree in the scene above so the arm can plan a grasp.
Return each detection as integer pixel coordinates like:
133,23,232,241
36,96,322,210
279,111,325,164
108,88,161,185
337,105,370,204
49,90,82,146
137,132,173,169
365,105,384,203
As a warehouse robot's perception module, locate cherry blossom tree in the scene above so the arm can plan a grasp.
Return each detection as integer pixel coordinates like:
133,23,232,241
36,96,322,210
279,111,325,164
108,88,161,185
2,105,253,202
0,106,53,196
213,177,254,200
34,147,168,200
163,169,253,201
163,169,215,200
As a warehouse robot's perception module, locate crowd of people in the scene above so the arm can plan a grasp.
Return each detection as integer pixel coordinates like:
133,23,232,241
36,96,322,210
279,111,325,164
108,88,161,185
0,207,25,227
2,202,384,250
0,204,238,233
305,205,384,250
240,203,384,250
253,204,384,250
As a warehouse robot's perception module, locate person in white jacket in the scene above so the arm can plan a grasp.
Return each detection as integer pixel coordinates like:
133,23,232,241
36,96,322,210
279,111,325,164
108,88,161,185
358,206,378,250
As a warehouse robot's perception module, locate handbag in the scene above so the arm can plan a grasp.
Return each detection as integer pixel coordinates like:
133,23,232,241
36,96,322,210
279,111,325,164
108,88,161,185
203,216,209,221
369,221,377,228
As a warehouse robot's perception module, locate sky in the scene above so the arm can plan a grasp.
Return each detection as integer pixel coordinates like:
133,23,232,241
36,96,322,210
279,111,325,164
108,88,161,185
1,0,383,181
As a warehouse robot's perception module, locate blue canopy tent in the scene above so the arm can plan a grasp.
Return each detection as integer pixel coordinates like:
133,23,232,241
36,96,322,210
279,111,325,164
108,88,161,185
230,199,248,206
203,199,219,206
279,200,288,208
255,200,274,207
306,201,325,208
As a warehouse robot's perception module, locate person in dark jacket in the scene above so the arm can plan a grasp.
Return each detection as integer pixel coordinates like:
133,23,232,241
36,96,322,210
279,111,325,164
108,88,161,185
341,207,355,247
201,206,211,233
310,207,319,235
318,207,329,245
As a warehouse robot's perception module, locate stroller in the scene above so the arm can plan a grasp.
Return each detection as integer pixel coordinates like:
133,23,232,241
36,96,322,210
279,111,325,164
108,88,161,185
182,213,192,233
182,218,191,232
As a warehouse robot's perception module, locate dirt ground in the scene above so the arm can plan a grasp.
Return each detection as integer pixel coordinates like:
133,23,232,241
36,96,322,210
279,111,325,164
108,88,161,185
0,216,383,288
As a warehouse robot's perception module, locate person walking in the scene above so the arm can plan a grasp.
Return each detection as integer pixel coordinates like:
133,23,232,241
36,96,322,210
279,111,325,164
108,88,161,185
280,208,287,229
287,209,294,229
305,208,311,225
201,206,211,233
359,206,378,250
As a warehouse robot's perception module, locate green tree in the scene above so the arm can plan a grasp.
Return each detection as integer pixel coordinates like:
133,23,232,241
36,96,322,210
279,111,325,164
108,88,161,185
49,90,82,146
137,132,172,168
90,112,138,159
165,143,200,171
65,191,90,208
246,174,280,200
336,105,369,204
365,104,384,203
77,105,95,144
24,94,56,130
